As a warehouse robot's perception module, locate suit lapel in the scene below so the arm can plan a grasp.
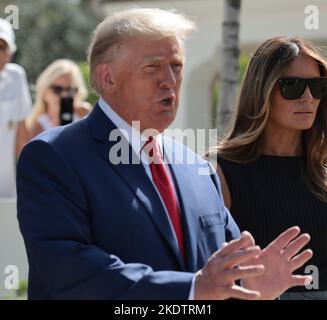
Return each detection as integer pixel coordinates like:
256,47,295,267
87,105,185,270
163,136,199,272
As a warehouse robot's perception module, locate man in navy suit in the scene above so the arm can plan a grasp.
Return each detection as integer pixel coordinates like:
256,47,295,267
17,8,313,299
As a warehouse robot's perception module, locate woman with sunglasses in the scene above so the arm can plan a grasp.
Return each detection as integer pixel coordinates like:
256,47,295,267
27,59,91,138
207,36,327,299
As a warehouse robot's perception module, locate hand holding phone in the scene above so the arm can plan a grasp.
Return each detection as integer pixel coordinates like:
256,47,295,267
60,96,74,125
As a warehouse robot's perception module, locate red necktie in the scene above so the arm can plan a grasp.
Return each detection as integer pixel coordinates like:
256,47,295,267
143,137,185,258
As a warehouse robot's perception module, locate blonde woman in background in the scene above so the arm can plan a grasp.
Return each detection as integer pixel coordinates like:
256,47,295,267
207,36,327,299
27,59,91,138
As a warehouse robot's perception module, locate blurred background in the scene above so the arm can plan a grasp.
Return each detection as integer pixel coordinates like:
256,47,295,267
0,0,326,299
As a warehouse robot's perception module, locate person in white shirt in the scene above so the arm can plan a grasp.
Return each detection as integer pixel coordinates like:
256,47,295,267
0,18,32,197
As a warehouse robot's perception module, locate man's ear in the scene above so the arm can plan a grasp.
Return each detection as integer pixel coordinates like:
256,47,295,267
95,63,115,93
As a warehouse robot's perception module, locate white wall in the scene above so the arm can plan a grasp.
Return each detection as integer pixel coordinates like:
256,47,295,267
102,0,327,137
0,199,28,299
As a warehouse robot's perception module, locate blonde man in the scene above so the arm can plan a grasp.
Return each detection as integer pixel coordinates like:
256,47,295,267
17,8,312,300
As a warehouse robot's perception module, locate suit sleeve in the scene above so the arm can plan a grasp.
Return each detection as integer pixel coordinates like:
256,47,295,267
207,162,241,242
17,139,193,299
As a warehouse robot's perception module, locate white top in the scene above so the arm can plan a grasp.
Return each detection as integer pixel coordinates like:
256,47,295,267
0,63,32,197
37,113,80,131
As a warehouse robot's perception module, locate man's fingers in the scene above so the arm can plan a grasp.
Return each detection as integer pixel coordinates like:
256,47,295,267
267,226,301,251
221,242,228,248
222,246,261,269
227,284,261,300
290,249,313,271
283,234,311,260
219,231,255,258
224,264,265,282
291,275,313,288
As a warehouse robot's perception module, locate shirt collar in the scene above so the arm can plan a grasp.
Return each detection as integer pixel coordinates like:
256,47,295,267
98,97,163,159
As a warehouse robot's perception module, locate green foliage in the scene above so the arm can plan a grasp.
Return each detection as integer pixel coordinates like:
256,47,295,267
211,53,250,127
1,0,99,87
239,53,250,84
79,61,99,105
1,280,28,300
15,279,28,298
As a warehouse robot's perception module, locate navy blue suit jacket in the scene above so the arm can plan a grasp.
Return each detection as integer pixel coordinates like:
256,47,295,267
17,104,240,299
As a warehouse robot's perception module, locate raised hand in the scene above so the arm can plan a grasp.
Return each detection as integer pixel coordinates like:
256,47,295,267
194,231,265,300
242,226,313,300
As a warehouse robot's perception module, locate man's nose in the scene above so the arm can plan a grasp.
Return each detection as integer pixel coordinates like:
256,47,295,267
158,66,177,89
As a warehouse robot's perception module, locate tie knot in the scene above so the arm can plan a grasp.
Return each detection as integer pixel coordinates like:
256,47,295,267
143,136,161,162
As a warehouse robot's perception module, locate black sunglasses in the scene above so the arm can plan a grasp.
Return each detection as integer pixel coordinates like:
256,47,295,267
50,85,78,96
277,77,327,100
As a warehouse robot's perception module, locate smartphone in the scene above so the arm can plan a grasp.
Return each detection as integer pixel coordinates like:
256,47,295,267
60,96,74,126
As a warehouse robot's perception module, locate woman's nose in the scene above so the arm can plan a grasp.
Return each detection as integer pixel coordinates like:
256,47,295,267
300,85,314,102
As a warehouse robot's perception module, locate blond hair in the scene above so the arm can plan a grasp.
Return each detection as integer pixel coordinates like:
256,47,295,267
87,8,196,95
27,59,88,129
209,36,327,202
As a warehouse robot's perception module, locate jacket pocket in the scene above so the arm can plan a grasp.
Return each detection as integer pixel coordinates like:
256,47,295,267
199,213,224,228
199,213,226,252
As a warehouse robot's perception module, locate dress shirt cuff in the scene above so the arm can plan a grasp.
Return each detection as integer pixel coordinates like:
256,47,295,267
188,274,196,300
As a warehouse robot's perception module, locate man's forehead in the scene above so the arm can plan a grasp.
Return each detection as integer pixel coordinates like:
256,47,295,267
140,44,185,62
122,36,185,56
142,52,185,62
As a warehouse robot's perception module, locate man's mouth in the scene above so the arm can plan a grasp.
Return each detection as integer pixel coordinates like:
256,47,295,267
159,95,175,107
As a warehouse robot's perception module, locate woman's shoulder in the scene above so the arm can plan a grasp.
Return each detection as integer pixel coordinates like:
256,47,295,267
204,152,241,176
27,121,43,140
215,155,244,170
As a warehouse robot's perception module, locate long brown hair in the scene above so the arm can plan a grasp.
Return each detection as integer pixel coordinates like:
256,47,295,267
209,36,327,202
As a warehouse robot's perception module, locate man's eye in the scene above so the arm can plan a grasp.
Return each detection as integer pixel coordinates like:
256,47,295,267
172,64,183,72
144,65,157,71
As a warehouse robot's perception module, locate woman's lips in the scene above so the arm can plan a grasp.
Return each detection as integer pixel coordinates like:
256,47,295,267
294,110,313,114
